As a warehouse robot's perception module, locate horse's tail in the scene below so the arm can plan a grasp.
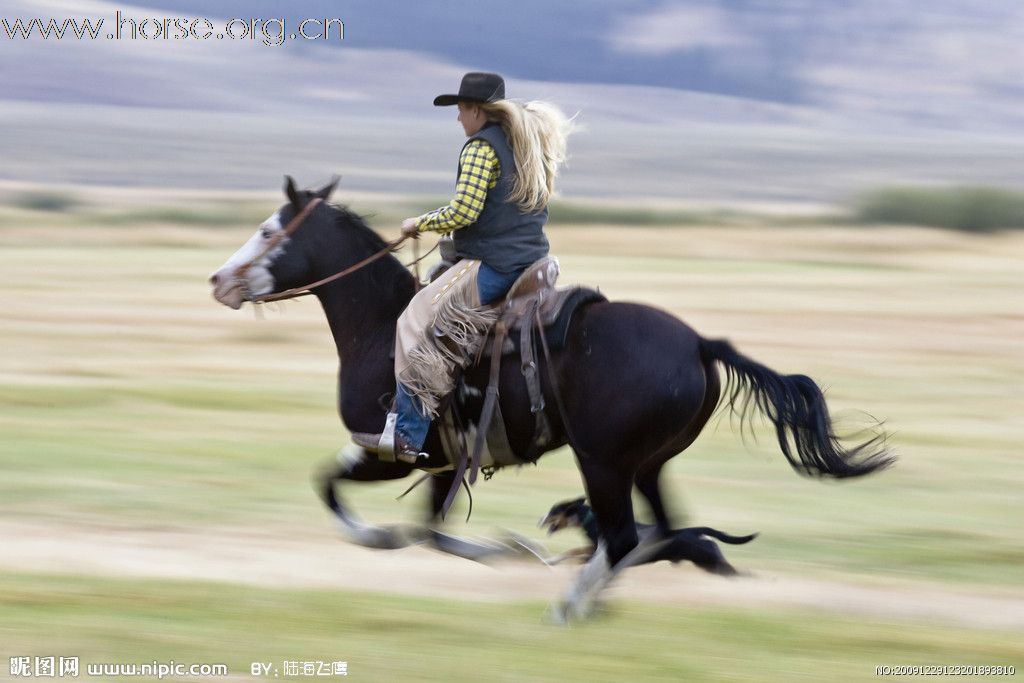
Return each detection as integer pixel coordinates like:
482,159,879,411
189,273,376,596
699,338,894,478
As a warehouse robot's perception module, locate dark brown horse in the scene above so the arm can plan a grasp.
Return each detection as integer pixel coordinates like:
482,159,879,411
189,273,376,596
209,178,893,619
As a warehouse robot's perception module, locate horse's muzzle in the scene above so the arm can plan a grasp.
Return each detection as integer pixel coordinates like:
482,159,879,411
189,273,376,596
208,270,245,309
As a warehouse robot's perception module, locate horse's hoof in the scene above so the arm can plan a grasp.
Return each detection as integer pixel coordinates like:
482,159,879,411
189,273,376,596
552,590,603,623
568,595,597,620
334,519,413,550
428,530,510,563
500,531,553,566
545,601,571,626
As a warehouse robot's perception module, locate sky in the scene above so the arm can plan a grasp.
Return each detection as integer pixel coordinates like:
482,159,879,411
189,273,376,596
127,0,1024,129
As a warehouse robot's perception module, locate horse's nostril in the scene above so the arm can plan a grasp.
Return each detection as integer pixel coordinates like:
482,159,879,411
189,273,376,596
209,274,220,286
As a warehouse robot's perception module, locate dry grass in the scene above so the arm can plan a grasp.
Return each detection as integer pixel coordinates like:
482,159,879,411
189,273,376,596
1,191,1022,678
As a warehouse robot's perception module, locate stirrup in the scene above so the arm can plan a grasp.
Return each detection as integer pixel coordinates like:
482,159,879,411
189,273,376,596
377,413,429,465
378,413,398,460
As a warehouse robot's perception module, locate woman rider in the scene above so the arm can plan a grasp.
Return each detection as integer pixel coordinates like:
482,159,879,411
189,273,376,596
352,72,574,462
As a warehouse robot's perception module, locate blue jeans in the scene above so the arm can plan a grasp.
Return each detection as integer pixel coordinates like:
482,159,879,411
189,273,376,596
395,262,525,449
477,262,525,305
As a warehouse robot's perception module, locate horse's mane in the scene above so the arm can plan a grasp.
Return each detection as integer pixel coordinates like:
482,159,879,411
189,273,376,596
328,202,415,302
330,202,389,251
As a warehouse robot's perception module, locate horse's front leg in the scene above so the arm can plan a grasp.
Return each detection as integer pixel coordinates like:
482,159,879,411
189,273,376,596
317,448,547,562
422,471,549,563
420,470,511,561
314,446,422,549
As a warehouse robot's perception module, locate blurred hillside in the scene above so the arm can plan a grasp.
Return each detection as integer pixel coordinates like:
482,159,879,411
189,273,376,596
2,0,1023,205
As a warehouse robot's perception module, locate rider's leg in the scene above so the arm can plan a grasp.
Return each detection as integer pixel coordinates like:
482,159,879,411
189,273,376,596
393,382,430,450
352,260,525,458
350,265,452,458
389,262,522,451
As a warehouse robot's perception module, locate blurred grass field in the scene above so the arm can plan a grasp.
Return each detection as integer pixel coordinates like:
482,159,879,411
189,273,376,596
1,572,1020,683
1,188,1022,681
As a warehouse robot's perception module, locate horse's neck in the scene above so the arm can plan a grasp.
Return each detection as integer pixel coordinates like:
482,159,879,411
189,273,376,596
317,276,409,359
314,272,412,430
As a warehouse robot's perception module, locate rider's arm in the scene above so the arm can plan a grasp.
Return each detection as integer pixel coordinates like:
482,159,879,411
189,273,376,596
414,139,500,233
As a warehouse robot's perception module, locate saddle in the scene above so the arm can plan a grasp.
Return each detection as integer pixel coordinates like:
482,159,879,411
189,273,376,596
427,252,606,515
484,258,604,356
430,252,604,356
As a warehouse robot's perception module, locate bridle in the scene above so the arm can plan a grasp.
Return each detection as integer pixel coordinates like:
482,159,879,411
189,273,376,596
232,197,429,304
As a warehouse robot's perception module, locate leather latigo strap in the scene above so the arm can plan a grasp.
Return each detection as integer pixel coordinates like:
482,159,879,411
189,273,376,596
519,296,551,447
470,317,509,485
440,316,510,517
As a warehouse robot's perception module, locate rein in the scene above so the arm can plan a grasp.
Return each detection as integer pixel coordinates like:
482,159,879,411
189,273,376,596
252,234,410,303
234,197,437,304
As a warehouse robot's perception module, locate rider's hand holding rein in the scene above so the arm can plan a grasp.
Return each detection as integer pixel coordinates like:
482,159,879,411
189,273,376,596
401,217,420,239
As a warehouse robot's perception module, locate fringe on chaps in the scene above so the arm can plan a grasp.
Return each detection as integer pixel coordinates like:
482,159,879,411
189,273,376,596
395,259,497,419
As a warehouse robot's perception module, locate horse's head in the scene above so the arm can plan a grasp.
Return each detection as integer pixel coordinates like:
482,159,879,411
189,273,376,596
209,175,339,309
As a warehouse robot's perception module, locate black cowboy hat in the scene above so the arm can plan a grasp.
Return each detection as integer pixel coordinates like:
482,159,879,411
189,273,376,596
433,72,505,107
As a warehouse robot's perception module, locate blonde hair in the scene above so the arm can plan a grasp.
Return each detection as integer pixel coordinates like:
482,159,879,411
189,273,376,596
478,100,575,213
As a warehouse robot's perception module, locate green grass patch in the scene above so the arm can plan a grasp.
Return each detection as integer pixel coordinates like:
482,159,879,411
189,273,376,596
0,385,114,410
0,572,1019,682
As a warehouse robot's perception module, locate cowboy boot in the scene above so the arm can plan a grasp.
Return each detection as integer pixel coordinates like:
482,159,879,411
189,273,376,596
351,413,428,465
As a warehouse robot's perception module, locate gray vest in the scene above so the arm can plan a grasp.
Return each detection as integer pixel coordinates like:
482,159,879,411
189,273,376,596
451,122,550,273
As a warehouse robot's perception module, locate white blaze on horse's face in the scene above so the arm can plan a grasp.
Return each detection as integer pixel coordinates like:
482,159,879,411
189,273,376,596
208,212,287,309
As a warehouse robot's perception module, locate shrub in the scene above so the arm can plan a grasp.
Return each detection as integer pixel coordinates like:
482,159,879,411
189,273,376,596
855,186,1024,232
12,191,79,212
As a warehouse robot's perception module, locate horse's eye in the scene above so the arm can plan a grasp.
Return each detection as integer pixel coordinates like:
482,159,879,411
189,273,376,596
261,228,273,239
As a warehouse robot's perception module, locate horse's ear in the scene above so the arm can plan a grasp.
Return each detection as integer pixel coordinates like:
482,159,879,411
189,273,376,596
283,175,301,209
314,175,340,200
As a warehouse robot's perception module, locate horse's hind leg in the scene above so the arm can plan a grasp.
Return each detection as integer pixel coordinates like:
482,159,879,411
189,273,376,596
554,457,644,622
558,399,716,618
634,464,674,536
579,458,639,566
633,432,703,538
635,356,720,536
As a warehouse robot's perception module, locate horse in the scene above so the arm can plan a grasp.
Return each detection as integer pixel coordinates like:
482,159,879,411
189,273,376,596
209,177,893,620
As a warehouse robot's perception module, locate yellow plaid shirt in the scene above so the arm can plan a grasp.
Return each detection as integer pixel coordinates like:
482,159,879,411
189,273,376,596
415,139,500,233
